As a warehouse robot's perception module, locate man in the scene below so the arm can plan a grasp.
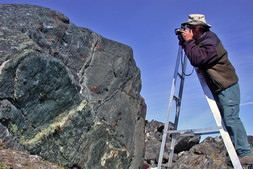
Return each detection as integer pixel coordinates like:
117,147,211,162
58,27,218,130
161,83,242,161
180,14,252,165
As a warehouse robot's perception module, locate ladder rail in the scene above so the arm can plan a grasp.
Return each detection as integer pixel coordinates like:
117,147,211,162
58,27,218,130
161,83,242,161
157,46,184,169
173,53,187,130
195,68,243,169
167,53,187,168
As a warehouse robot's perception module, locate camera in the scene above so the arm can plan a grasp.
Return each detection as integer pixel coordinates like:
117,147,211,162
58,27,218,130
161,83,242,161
175,24,191,42
175,24,191,35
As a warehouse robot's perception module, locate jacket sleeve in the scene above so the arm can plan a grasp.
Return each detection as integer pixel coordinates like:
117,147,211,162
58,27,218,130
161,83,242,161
184,39,218,68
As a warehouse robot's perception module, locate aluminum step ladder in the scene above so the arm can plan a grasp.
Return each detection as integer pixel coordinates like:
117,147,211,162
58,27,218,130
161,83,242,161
157,46,242,169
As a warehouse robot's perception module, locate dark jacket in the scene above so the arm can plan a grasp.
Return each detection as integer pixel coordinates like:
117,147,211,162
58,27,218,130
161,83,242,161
184,31,238,94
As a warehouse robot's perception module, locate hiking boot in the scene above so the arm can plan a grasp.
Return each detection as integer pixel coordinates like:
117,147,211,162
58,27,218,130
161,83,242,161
239,154,253,165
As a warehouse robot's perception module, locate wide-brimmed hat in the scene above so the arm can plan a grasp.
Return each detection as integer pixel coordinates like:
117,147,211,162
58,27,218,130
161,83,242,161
182,14,211,28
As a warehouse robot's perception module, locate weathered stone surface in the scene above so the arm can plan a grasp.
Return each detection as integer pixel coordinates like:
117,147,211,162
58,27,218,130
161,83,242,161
172,136,253,169
0,4,146,169
144,120,200,167
144,120,253,169
248,136,253,147
173,137,228,169
145,120,165,166
0,146,65,169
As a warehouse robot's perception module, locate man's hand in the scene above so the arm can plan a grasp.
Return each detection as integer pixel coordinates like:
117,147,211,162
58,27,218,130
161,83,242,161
181,29,193,41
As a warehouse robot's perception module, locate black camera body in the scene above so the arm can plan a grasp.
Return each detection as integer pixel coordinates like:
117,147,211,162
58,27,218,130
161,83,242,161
175,24,191,35
175,24,191,42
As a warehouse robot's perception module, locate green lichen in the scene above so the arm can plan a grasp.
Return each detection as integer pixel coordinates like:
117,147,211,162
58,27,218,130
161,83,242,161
0,161,9,169
10,124,18,134
210,152,218,160
6,32,42,53
20,100,88,147
3,49,35,72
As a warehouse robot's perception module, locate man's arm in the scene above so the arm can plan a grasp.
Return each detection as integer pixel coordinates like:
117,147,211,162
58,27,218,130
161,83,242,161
181,30,218,68
184,39,218,68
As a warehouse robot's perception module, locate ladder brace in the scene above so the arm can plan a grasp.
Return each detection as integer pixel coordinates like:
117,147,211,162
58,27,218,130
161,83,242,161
165,126,222,134
165,126,221,137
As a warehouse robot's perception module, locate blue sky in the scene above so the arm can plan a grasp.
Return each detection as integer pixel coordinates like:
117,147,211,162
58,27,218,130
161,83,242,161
1,0,253,138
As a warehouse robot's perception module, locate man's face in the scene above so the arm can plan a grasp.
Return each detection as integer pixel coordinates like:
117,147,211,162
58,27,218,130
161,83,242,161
189,25,196,33
189,25,201,40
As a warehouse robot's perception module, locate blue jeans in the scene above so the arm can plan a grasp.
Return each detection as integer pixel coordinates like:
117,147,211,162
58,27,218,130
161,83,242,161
214,83,251,156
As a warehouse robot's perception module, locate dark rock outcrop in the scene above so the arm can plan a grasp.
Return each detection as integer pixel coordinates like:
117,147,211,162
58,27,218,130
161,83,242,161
0,4,146,169
145,120,253,169
173,136,253,169
144,120,201,167
174,137,228,169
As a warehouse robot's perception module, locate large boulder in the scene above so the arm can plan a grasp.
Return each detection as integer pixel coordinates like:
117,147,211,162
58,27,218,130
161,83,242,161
0,4,146,169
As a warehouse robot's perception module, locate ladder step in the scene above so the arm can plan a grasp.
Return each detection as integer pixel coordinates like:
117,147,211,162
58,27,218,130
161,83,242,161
180,131,220,137
169,122,176,129
173,96,180,102
165,126,222,134
177,72,184,79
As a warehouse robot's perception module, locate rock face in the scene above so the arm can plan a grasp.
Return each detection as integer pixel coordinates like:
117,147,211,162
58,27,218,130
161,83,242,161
0,4,146,169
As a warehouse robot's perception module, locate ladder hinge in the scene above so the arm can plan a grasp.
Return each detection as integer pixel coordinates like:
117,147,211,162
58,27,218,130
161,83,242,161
173,96,180,102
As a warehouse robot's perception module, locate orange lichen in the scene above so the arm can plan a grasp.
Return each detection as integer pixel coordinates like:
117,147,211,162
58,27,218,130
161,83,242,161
58,126,63,133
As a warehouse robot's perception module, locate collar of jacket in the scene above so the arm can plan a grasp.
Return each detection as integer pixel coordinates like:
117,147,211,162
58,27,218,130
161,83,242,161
196,32,207,44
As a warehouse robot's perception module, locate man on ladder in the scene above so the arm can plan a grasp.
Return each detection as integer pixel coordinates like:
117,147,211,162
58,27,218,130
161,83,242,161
180,14,252,165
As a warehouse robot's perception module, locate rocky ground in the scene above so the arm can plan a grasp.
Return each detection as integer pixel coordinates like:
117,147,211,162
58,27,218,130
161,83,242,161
0,120,252,168
0,142,65,169
144,120,253,169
